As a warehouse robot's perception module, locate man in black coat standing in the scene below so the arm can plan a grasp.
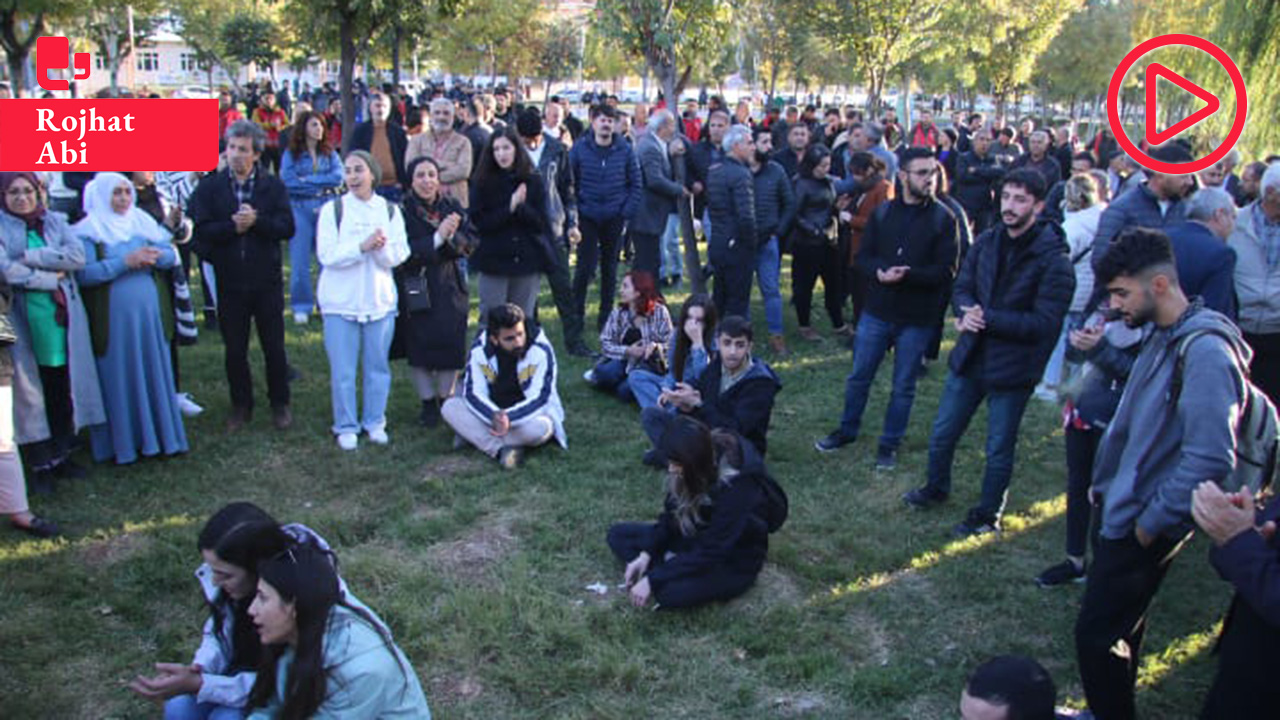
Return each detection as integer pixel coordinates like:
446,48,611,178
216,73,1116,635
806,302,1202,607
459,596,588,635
706,125,758,319
189,120,295,432
903,169,1075,537
954,129,1006,234
1164,187,1238,319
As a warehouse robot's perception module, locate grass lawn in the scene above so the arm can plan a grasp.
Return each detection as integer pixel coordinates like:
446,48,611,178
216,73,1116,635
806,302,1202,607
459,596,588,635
0,261,1231,719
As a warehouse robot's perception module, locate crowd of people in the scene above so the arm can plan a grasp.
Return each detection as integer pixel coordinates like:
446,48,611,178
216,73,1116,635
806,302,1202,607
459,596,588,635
2,75,1280,718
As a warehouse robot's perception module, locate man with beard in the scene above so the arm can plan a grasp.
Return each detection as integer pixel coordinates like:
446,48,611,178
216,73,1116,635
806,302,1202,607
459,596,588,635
1073,228,1248,720
747,128,796,357
816,148,958,470
1011,130,1063,189
443,304,566,470
954,127,1005,233
405,98,473,208
903,169,1074,537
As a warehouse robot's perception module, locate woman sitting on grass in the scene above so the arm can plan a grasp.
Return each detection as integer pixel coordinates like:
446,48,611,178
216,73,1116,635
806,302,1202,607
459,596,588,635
246,542,431,719
128,503,344,720
628,293,716,411
607,416,774,609
584,270,672,403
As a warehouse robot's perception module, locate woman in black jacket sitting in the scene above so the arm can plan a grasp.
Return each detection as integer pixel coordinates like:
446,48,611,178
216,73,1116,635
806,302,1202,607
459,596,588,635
468,126,550,324
394,157,479,427
790,144,849,341
608,416,770,609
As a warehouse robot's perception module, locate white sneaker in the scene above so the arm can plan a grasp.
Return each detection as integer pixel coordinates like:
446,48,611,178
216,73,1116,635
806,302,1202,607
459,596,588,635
1033,384,1059,403
366,428,389,445
583,368,596,383
336,432,358,451
293,312,309,325
176,392,204,417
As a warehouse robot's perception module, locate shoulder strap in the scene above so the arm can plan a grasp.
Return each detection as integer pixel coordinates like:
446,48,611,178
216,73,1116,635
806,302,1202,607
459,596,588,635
1071,245,1093,265
334,195,343,230
1171,328,1246,403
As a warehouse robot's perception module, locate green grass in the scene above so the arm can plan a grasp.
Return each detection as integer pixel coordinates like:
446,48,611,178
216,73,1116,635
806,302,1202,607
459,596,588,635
0,263,1232,719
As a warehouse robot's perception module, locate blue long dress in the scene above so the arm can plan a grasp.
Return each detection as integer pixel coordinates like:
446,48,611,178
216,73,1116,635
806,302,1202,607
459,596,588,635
76,237,188,464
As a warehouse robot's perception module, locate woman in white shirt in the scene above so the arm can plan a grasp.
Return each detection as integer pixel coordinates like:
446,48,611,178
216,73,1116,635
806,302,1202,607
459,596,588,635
316,151,409,451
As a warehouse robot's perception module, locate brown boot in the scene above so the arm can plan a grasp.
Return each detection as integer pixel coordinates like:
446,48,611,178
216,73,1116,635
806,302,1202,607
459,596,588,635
768,334,790,358
225,406,251,432
272,405,293,430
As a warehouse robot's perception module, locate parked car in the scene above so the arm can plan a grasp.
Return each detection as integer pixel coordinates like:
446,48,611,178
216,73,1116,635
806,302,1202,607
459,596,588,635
619,89,645,104
555,88,582,103
173,85,214,99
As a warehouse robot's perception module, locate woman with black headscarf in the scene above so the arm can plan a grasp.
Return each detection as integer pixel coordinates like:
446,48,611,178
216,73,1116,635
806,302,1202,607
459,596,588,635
0,171,105,491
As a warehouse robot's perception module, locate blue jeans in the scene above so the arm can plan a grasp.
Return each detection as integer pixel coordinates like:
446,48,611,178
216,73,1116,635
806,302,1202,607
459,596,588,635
925,371,1034,521
590,357,634,401
322,313,397,435
753,236,783,336
288,197,326,315
837,312,933,449
164,695,245,720
658,214,683,280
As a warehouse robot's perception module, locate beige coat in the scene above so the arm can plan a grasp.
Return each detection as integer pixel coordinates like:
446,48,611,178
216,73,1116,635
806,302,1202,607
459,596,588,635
405,129,473,208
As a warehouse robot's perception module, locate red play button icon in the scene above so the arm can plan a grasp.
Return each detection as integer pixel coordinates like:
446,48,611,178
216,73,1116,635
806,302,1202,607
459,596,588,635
1145,62,1221,146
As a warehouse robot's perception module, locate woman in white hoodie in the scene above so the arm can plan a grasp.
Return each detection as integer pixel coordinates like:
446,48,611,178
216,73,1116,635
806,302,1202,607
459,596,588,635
316,151,409,451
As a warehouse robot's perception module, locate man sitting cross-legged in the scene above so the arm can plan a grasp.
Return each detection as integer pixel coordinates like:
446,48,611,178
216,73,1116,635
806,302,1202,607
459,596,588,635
442,303,567,469
639,315,781,466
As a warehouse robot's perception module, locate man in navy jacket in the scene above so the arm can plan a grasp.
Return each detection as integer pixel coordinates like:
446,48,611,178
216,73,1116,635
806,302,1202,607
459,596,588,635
1164,187,1238,319
568,104,641,347
1193,481,1280,718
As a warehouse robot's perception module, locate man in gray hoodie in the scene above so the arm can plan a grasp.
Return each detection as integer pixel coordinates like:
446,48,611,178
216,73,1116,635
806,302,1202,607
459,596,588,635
1074,227,1250,720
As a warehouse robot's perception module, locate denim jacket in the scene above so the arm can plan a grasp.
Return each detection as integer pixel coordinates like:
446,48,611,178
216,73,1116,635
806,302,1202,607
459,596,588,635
280,149,343,200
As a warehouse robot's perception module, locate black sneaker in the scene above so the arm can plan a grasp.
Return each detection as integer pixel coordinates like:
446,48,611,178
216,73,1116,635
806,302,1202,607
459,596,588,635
418,399,441,428
814,431,855,453
902,486,948,509
874,445,897,471
1035,560,1086,588
566,342,593,358
28,469,56,496
642,449,666,468
53,459,88,480
952,511,1001,538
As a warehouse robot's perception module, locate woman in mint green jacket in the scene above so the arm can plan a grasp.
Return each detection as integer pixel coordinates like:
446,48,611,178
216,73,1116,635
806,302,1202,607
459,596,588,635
246,543,429,719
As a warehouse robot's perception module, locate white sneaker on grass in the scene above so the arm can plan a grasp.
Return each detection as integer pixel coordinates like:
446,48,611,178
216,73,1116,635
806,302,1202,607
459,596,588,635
176,392,204,417
293,312,309,325
366,428,389,445
336,432,358,451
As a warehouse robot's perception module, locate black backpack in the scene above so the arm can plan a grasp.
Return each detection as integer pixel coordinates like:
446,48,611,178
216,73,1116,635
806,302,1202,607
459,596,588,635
755,470,789,533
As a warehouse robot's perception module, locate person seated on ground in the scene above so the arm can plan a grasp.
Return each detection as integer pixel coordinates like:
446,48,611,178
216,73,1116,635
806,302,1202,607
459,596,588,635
1192,482,1280,718
640,315,781,466
442,303,566,470
961,655,1067,720
630,294,717,411
245,542,431,719
585,270,673,402
129,502,348,719
608,417,773,610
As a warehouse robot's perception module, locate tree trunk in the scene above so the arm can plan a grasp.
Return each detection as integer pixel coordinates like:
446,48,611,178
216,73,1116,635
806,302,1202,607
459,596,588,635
391,25,401,87
5,55,21,96
340,19,356,155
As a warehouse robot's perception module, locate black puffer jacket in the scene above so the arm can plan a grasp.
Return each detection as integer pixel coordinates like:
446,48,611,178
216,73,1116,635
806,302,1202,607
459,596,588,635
706,157,757,265
752,160,795,244
949,219,1075,389
953,151,1005,224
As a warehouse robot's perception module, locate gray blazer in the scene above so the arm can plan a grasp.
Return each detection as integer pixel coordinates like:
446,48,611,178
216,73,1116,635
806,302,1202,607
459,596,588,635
632,132,684,236
0,211,105,444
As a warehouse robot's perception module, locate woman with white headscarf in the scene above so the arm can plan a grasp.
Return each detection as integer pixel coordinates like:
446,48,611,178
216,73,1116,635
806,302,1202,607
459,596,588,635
73,173,187,464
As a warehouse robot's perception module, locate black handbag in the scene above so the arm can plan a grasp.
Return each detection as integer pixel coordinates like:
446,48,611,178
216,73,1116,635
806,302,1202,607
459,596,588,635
621,325,668,376
402,271,431,313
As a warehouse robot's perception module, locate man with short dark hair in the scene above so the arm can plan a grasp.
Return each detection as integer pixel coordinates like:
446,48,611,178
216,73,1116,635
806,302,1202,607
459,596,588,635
568,104,642,348
955,128,1005,233
903,169,1075,537
689,108,730,237
957,112,984,153
909,109,940,149
1235,160,1267,207
993,127,1022,164
707,125,758,318
443,304,566,470
773,122,811,179
816,148,958,469
189,120,295,432
459,96,493,171
747,128,795,357
639,315,781,463
962,655,1061,720
1091,144,1196,268
1074,228,1248,720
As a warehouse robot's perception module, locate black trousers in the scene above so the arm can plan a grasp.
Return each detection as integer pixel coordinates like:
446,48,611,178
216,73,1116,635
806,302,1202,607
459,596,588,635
1200,596,1280,718
712,257,753,320
1075,531,1188,720
1244,332,1280,407
23,365,74,472
606,521,757,609
629,231,662,279
791,242,845,329
542,235,582,349
573,216,625,334
1064,426,1102,559
219,284,290,412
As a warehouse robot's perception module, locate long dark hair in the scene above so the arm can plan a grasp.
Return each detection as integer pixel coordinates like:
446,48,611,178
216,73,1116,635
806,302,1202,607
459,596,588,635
660,416,718,537
671,294,717,383
799,143,832,179
248,542,408,720
197,503,291,673
287,111,333,159
472,125,535,191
